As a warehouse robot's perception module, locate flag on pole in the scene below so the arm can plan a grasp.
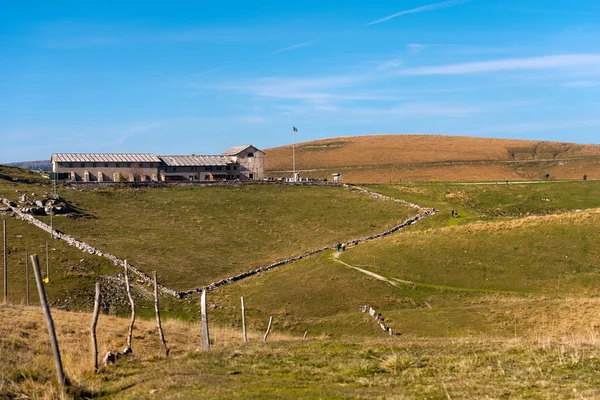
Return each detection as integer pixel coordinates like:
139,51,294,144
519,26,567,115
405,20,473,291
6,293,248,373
293,126,298,132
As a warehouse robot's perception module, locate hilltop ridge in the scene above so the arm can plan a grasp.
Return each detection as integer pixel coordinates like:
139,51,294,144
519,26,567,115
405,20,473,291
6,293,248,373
265,134,600,182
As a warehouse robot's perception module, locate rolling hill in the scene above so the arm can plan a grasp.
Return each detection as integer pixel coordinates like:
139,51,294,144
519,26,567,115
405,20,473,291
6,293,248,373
265,134,600,182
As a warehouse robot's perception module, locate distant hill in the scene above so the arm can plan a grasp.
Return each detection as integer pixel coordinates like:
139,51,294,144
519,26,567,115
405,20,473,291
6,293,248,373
4,160,51,171
265,134,600,182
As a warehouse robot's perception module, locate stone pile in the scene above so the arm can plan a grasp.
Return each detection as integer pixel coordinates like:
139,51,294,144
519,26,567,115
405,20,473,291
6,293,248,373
14,192,72,216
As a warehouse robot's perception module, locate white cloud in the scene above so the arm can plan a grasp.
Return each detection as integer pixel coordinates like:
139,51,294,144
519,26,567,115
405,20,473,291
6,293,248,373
365,0,474,26
399,54,600,75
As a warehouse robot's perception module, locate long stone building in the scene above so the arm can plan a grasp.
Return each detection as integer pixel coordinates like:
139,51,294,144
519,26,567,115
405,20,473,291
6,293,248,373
51,145,264,182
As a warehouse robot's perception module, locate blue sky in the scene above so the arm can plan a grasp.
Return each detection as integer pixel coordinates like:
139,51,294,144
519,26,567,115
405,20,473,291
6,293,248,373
2,0,600,162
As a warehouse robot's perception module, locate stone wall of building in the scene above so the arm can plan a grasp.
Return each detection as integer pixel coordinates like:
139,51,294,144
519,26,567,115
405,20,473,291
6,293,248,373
53,162,160,182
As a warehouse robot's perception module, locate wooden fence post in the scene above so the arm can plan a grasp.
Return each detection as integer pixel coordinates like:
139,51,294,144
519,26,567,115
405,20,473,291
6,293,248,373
241,296,247,343
90,282,101,372
46,241,49,281
31,254,66,386
124,261,135,352
263,316,273,342
153,271,170,357
25,252,29,306
201,289,210,352
3,219,7,305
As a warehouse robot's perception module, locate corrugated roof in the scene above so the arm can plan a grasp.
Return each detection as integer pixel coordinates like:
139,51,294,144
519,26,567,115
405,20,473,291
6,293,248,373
221,145,254,156
159,155,234,166
52,153,161,163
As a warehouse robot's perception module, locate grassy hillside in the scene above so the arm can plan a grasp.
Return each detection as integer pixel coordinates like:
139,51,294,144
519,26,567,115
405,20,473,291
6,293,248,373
206,182,600,338
207,210,600,338
3,305,600,399
3,176,600,398
265,134,600,182
43,184,417,290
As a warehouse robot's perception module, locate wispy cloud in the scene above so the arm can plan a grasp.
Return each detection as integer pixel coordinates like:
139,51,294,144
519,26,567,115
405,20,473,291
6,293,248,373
208,74,393,104
399,54,600,75
195,65,231,78
365,0,474,26
114,122,164,145
269,40,318,55
377,58,403,71
561,80,600,88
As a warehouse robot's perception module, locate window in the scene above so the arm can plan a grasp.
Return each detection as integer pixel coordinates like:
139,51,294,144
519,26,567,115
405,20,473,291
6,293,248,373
226,165,230,170
216,166,222,171
116,163,120,168
249,173,254,179
207,166,212,171
126,163,131,167
104,163,109,168
139,163,144,168
247,153,254,157
233,165,237,170
80,163,85,168
68,163,73,168
92,163,97,167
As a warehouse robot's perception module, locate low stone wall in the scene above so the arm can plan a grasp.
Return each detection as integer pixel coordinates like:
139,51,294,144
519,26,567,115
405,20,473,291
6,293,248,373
344,184,422,209
68,180,343,190
1,185,436,299
178,208,436,297
361,305,398,336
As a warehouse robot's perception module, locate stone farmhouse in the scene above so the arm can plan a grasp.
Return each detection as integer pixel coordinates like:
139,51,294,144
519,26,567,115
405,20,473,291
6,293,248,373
51,145,264,182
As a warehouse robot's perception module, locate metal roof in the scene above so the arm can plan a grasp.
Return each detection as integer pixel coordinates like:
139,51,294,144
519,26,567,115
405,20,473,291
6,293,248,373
221,145,255,156
52,153,161,163
159,155,234,167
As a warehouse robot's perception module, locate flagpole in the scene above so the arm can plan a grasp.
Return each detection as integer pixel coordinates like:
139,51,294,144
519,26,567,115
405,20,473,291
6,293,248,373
292,129,296,181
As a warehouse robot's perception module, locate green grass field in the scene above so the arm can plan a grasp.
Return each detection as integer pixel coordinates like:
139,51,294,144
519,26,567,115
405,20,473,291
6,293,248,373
3,167,600,399
43,184,416,290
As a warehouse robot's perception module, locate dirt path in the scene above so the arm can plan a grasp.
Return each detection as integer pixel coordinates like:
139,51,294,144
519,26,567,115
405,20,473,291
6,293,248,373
332,256,520,295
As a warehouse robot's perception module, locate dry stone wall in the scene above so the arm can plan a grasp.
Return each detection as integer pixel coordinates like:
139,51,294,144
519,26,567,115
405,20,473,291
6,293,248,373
1,198,179,298
1,184,436,299
361,304,398,336
178,186,436,297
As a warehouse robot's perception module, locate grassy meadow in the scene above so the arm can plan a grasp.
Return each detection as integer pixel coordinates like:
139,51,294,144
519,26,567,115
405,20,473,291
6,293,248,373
3,162,600,398
3,306,600,399
42,184,416,290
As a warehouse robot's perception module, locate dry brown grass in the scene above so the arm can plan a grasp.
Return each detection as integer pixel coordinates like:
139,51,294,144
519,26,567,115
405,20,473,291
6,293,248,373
4,303,600,399
423,207,600,234
0,304,293,399
265,134,600,182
